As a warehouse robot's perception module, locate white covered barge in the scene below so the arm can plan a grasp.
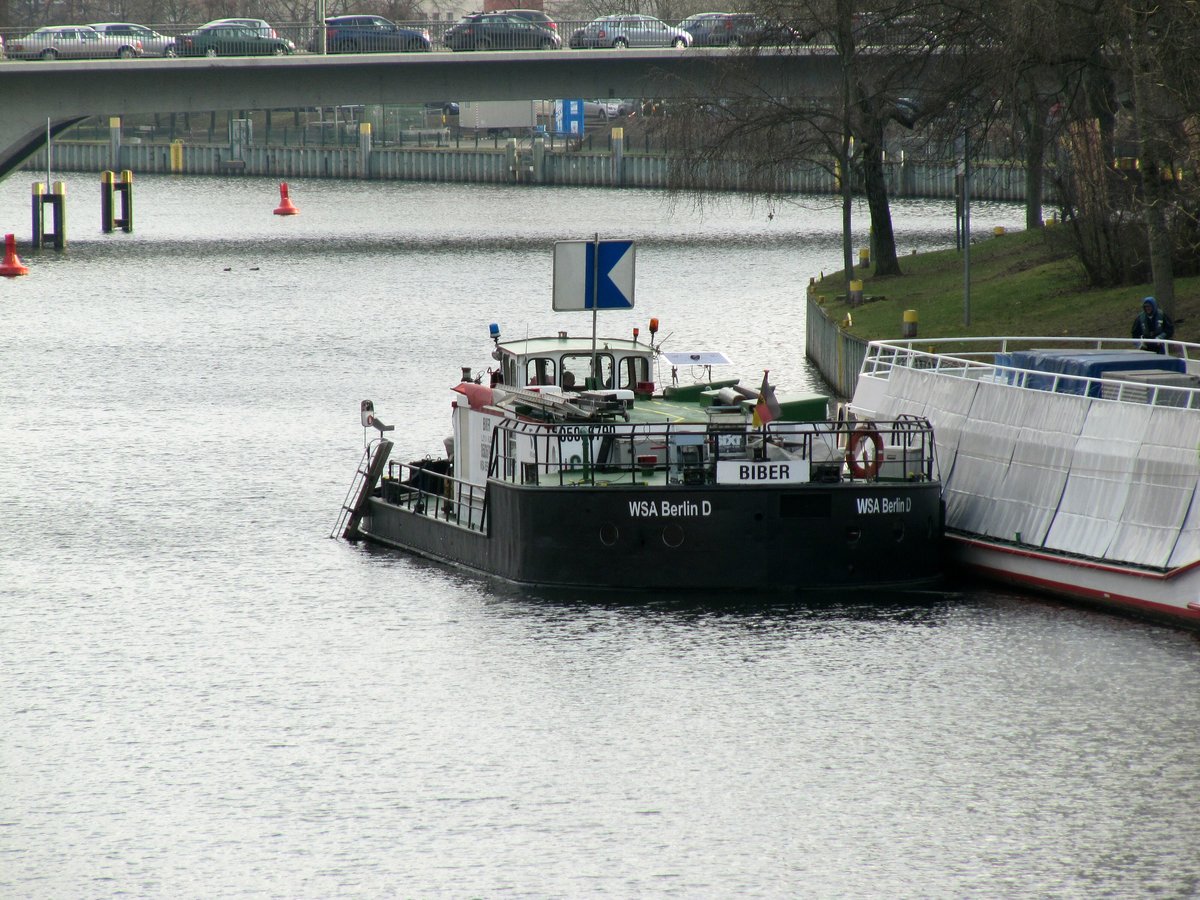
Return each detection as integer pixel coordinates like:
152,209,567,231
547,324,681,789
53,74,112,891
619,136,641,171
851,336,1200,629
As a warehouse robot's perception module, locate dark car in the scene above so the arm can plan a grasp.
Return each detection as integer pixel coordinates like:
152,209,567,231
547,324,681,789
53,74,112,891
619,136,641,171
495,9,558,32
568,14,691,49
852,13,936,47
677,12,802,47
442,12,561,50
171,23,294,57
202,17,279,37
310,15,431,53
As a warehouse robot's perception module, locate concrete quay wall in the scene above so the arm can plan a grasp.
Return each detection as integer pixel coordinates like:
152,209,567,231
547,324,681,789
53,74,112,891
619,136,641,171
23,138,1037,202
805,288,869,400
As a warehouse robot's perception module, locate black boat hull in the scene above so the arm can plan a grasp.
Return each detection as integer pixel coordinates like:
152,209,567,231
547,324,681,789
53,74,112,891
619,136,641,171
359,481,944,591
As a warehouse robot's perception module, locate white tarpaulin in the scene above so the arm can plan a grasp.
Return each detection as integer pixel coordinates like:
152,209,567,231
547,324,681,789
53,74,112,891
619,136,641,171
869,355,1200,570
987,387,1085,545
1113,405,1200,567
1043,398,1143,558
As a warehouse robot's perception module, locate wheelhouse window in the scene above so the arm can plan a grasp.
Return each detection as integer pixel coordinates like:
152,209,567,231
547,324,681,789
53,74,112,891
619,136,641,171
501,357,517,386
524,357,557,386
618,356,650,389
561,353,613,389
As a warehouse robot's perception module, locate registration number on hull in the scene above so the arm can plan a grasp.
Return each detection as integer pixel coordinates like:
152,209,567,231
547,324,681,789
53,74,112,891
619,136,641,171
628,500,712,517
856,496,913,514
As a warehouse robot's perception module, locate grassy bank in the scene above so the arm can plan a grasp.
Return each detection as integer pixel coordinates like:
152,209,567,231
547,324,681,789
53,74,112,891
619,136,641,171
816,225,1200,342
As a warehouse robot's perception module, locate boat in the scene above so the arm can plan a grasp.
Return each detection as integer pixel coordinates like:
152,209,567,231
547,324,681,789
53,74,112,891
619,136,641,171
850,335,1200,629
333,319,945,592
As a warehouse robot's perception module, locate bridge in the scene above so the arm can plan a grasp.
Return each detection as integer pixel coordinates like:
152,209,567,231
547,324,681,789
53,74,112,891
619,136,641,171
0,48,844,180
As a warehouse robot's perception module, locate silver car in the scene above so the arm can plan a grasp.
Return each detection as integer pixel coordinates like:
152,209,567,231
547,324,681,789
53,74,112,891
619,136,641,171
7,24,143,59
569,14,691,49
88,22,176,57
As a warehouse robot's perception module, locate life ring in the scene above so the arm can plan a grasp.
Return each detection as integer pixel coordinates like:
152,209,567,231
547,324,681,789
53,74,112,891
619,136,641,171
846,426,884,479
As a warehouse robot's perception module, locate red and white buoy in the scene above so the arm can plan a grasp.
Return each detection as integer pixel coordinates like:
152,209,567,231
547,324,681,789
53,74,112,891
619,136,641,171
0,233,29,277
273,182,299,216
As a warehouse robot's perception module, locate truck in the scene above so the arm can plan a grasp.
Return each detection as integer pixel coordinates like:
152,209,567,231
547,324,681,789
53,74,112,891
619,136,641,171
457,100,552,137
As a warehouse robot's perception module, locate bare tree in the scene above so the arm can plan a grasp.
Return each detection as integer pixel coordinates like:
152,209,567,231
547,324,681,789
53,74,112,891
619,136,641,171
653,0,956,292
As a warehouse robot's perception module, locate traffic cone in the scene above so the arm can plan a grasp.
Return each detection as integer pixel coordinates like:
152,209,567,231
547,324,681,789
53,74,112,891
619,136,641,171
0,233,29,277
273,182,299,216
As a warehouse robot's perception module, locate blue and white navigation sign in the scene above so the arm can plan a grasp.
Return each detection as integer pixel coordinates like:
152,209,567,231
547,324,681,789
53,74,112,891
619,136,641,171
552,239,636,310
555,100,585,136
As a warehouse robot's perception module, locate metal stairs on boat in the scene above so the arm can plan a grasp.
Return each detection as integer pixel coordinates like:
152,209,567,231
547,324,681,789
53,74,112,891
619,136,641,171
331,439,393,541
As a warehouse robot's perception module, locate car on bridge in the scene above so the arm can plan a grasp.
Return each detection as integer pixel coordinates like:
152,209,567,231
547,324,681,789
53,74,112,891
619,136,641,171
88,22,176,57
568,15,692,49
203,18,281,38
442,12,562,50
310,15,432,53
169,23,295,57
494,9,559,33
7,25,143,59
676,13,804,47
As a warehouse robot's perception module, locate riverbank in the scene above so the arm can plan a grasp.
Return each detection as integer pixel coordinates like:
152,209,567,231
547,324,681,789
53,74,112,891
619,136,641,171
819,225,1200,342
803,225,1200,396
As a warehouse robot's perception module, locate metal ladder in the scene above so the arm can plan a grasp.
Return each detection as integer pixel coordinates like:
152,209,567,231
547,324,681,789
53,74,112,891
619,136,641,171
331,439,393,540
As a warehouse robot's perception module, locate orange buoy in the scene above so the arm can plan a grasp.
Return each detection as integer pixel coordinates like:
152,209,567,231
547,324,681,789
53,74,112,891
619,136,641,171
0,233,29,277
273,182,299,216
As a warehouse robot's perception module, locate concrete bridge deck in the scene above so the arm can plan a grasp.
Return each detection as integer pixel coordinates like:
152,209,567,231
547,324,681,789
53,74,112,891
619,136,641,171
0,48,844,180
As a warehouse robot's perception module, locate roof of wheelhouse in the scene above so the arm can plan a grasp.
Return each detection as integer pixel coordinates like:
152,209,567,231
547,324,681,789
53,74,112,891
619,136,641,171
497,335,653,357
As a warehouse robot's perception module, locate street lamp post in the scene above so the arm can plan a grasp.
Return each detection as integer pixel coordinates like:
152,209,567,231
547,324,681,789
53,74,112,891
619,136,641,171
959,131,971,327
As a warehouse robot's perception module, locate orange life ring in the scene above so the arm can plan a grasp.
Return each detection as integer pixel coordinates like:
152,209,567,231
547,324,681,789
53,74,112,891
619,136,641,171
846,426,884,479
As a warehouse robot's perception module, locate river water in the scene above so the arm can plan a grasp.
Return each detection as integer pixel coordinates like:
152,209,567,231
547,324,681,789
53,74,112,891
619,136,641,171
2,175,1198,898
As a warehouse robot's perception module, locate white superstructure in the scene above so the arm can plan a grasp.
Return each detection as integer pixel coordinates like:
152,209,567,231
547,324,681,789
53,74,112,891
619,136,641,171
851,336,1200,628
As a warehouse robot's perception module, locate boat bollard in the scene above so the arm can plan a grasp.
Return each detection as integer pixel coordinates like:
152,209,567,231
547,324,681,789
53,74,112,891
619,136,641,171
170,139,185,173
858,246,870,269
0,233,29,277
101,170,134,234
274,182,299,216
849,279,864,307
31,181,66,250
902,309,918,338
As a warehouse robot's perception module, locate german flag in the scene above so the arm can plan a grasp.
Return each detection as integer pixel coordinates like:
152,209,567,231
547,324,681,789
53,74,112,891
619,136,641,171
752,370,782,427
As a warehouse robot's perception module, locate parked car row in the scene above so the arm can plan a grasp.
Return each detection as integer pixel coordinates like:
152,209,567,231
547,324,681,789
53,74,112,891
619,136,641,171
2,19,294,58
0,10,811,60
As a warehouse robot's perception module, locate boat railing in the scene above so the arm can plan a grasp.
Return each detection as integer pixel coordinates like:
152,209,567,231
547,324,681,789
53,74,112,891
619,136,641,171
861,337,1200,408
379,459,489,533
484,416,938,486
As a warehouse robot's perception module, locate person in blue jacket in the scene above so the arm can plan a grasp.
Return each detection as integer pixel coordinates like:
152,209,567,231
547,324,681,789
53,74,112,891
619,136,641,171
1132,296,1175,353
